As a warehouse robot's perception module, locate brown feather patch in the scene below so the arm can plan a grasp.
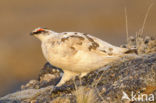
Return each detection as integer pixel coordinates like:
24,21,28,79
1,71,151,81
61,35,85,42
83,34,99,51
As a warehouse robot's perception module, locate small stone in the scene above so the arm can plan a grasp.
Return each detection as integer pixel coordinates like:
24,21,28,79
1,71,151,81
40,73,56,82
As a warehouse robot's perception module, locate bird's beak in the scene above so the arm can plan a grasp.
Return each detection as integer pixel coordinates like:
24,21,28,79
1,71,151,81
30,32,34,36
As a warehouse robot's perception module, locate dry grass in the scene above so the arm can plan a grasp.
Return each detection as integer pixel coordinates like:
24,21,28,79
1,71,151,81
125,3,152,42
124,7,129,42
124,3,156,55
51,97,71,103
139,3,153,36
73,86,97,103
144,65,156,86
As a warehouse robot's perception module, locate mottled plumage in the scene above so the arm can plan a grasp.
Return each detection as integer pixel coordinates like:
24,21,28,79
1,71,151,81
31,27,134,86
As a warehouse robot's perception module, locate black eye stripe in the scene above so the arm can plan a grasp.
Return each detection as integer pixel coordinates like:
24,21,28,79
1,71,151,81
33,30,47,34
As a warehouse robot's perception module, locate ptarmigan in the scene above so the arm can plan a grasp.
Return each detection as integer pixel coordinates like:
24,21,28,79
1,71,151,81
30,27,136,86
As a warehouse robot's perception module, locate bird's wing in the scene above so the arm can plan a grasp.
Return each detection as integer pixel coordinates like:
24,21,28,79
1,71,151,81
60,32,128,56
82,33,137,55
84,34,129,54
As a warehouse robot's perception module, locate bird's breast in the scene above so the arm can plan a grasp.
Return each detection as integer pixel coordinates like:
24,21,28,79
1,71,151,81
41,42,107,73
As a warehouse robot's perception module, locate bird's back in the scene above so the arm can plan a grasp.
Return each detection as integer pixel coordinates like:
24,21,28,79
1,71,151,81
41,32,132,73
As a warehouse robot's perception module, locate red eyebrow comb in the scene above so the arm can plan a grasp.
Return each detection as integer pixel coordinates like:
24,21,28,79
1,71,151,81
36,28,45,32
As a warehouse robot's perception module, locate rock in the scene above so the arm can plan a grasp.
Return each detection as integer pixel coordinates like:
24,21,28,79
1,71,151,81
0,86,53,103
0,36,156,103
21,63,63,90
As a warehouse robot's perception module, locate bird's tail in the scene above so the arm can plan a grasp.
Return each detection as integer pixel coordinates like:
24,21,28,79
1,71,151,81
118,48,139,59
111,47,138,59
101,48,138,66
124,48,138,54
114,47,138,55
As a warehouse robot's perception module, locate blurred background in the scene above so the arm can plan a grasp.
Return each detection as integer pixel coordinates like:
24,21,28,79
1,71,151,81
0,0,156,97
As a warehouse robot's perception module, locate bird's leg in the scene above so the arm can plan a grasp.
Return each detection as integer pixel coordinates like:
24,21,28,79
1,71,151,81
56,70,78,87
80,72,88,78
77,72,88,86
51,72,88,93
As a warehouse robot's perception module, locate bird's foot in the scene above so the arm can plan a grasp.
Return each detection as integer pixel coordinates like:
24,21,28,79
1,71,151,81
50,84,76,94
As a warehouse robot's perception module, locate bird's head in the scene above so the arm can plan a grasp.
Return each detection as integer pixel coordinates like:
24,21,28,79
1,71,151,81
30,27,56,41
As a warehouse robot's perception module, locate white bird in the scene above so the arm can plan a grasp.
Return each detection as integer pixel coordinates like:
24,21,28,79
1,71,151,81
30,27,136,86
